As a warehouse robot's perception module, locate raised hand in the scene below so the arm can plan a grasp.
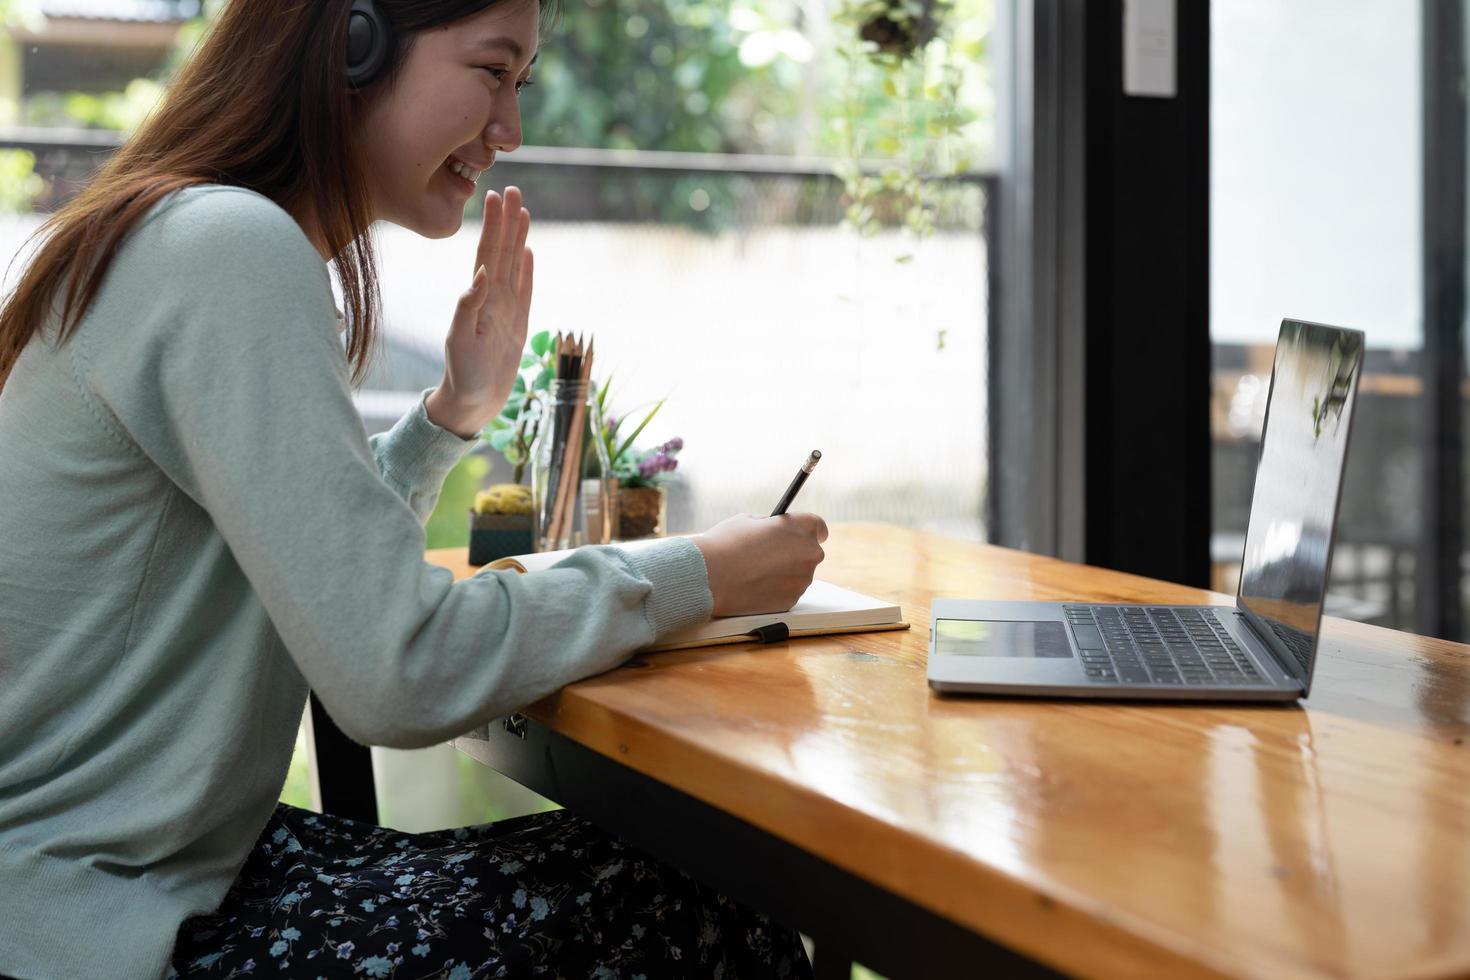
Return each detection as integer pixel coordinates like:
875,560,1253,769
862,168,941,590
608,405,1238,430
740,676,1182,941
425,186,534,438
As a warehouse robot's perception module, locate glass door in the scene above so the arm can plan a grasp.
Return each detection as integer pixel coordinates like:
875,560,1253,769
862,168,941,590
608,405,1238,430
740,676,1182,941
1211,1,1434,634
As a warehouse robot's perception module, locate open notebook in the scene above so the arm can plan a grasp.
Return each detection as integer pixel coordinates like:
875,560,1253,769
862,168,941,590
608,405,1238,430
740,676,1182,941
476,538,909,652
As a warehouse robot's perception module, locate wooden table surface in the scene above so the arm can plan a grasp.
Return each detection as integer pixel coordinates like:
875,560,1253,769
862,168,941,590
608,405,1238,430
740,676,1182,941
426,523,1470,980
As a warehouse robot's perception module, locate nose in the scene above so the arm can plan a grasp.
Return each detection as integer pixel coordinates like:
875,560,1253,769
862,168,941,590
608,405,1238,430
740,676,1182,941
484,94,522,154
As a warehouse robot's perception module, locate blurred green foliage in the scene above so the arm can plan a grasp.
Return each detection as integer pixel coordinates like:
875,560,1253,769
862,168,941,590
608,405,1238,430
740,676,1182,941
530,0,804,153
0,0,42,29
0,148,41,210
451,752,561,824
22,78,167,131
278,723,314,810
527,0,990,161
7,0,991,233
13,0,989,166
424,452,491,549
830,0,989,242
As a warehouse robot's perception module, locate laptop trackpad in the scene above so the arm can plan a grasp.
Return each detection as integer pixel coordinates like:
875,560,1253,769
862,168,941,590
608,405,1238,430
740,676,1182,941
933,619,1075,659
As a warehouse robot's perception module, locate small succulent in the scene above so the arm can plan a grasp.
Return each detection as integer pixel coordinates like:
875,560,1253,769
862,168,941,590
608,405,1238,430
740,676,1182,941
474,483,534,516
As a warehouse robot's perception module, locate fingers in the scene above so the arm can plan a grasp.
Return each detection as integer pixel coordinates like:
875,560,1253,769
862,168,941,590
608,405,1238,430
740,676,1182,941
450,264,490,339
774,511,829,544
465,264,488,301
477,190,502,276
494,186,525,282
517,246,534,319
477,187,531,290
694,511,828,617
506,204,530,287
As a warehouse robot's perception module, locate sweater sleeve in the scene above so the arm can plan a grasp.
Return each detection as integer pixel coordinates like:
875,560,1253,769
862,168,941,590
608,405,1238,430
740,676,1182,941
367,388,478,523
75,187,713,748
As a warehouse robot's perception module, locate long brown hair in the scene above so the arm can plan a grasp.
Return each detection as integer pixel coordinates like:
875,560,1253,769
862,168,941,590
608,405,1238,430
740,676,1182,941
0,0,554,392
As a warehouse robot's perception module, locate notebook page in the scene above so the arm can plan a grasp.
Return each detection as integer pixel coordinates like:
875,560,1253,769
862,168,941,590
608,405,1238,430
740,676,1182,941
660,579,902,646
501,538,672,574
480,541,900,642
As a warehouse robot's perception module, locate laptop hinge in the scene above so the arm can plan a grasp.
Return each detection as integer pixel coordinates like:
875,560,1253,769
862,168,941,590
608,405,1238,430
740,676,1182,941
1235,605,1307,689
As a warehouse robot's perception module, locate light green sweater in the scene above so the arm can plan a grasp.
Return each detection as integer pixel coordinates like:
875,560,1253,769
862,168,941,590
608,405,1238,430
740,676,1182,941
0,185,713,980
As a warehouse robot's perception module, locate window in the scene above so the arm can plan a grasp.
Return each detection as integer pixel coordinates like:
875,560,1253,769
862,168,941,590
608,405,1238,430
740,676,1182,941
1211,1,1424,630
0,0,999,839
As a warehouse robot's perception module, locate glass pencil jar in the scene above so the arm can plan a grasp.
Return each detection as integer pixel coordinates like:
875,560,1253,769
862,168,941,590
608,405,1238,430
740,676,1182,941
530,378,615,552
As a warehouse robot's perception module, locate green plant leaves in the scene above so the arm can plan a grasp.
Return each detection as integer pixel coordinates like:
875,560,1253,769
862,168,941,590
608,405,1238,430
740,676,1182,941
614,398,665,464
481,332,562,481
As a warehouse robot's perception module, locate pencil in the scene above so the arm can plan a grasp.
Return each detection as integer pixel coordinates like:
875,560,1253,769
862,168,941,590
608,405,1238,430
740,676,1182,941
548,335,594,546
540,333,570,543
771,450,821,516
546,334,572,544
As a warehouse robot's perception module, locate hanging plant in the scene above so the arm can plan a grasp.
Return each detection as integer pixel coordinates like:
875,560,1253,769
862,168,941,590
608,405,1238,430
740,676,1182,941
849,0,944,58
829,0,988,350
830,0,983,242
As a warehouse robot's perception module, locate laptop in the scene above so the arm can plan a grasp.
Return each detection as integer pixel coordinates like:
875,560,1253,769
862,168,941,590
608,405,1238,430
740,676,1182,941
928,319,1364,701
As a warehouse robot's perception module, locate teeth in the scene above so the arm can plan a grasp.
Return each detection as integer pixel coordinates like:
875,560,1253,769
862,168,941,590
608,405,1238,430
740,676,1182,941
449,159,481,182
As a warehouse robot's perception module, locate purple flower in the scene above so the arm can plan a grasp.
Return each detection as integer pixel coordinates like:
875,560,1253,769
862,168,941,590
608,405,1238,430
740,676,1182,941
631,444,682,482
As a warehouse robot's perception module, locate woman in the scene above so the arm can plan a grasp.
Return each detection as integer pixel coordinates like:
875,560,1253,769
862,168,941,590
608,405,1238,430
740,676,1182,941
0,0,826,976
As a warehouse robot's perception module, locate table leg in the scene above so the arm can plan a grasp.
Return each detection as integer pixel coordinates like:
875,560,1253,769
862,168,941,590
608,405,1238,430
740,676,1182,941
811,947,855,980
306,691,378,824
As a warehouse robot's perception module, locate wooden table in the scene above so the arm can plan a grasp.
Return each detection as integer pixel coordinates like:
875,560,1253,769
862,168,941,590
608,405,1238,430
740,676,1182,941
428,523,1470,980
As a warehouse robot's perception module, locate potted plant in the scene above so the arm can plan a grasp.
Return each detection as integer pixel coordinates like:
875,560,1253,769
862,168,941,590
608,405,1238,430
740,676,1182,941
473,331,557,564
610,436,683,540
468,483,534,565
842,0,944,57
589,382,683,540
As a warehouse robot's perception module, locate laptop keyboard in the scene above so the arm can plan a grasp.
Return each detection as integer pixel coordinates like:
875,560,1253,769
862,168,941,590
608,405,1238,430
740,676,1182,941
1269,620,1315,674
1063,606,1266,686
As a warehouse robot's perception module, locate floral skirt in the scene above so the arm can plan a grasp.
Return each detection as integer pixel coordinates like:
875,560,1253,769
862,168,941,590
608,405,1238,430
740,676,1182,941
169,802,812,979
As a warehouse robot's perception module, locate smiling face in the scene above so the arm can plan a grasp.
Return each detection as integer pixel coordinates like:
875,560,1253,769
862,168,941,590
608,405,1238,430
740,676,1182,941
355,0,539,238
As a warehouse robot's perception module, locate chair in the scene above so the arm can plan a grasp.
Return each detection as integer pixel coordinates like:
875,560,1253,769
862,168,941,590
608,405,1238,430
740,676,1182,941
306,693,378,823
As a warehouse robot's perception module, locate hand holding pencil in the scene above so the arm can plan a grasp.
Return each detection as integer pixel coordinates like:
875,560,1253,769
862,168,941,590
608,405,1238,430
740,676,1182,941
693,511,829,617
692,453,828,617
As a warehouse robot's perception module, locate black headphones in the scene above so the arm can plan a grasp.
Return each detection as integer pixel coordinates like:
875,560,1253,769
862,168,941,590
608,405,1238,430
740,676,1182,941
346,0,394,88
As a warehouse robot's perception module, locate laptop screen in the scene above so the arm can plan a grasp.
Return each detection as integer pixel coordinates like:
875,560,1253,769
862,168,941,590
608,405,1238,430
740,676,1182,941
1236,320,1364,686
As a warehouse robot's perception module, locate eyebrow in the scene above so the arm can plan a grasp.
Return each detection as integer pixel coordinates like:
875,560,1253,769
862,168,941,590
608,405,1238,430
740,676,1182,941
473,37,539,67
